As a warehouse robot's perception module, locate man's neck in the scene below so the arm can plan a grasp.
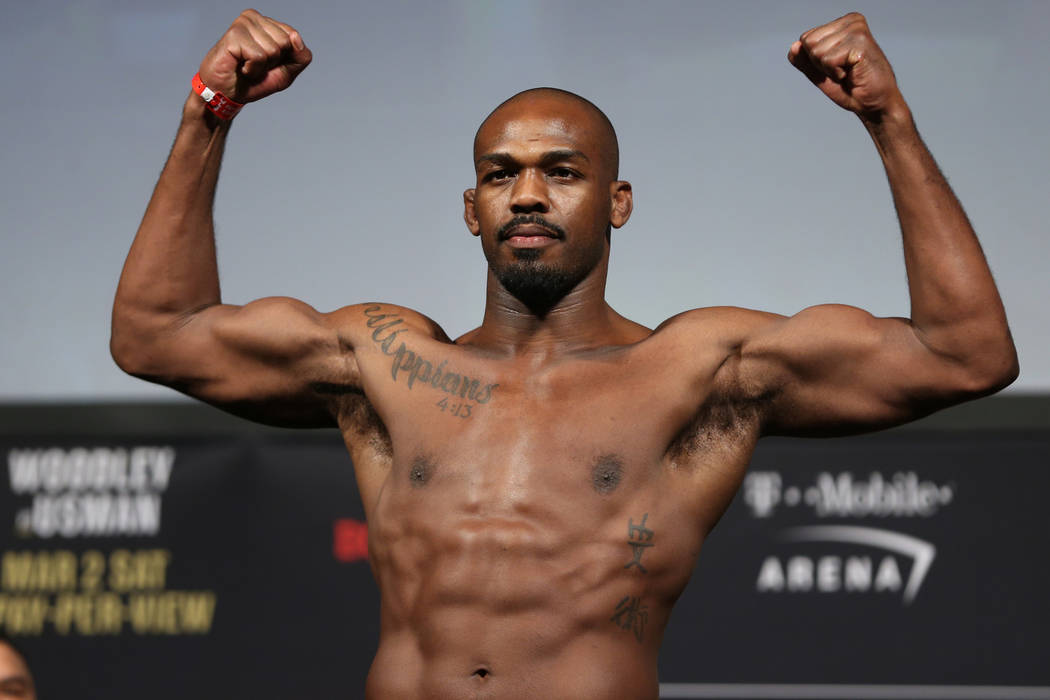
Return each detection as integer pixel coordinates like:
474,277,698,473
463,267,642,359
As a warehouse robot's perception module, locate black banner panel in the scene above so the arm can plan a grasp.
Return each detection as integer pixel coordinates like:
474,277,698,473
658,433,1050,699
2,431,1047,699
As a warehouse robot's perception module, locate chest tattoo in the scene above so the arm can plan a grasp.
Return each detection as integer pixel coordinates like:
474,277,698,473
623,513,654,573
363,305,499,412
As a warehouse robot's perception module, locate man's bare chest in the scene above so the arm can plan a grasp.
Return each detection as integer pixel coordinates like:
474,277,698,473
340,325,762,528
358,341,695,455
350,304,738,436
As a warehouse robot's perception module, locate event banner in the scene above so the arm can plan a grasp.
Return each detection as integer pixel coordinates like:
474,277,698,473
1,431,1047,699
657,432,1050,698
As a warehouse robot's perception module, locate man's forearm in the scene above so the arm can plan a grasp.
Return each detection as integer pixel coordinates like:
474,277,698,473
864,103,1017,384
111,95,230,364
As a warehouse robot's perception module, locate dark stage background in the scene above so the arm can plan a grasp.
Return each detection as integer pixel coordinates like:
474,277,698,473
1,397,1047,700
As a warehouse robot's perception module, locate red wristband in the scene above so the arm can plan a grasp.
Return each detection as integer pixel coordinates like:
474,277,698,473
191,72,244,120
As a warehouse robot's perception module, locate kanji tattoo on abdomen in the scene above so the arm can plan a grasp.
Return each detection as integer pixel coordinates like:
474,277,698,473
623,513,653,573
610,595,648,643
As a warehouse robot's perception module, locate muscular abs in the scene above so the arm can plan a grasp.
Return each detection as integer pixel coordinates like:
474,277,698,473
336,306,763,699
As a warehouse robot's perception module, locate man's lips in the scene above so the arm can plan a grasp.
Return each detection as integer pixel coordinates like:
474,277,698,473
495,216,566,242
502,223,562,249
502,223,560,240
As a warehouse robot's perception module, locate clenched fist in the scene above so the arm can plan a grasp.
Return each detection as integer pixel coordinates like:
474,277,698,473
789,13,903,120
198,9,312,104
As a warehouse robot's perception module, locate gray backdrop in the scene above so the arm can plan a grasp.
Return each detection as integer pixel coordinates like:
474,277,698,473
2,0,1047,400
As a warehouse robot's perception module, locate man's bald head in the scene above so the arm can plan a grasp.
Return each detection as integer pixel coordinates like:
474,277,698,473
473,87,620,180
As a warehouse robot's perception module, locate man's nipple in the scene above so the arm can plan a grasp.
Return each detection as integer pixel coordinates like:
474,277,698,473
409,455,436,488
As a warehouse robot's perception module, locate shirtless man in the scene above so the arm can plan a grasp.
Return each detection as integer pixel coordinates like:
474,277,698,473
111,10,1017,699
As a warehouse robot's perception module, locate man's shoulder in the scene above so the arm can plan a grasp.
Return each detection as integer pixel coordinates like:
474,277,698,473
324,302,451,346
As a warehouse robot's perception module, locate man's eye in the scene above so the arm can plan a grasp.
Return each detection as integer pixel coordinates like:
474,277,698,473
0,679,30,697
486,170,513,182
550,167,577,179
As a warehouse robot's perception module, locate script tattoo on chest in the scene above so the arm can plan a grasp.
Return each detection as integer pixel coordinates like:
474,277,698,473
363,306,498,415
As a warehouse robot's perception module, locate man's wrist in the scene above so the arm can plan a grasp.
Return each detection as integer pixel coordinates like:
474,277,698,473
191,72,244,120
861,96,916,146
860,91,912,126
181,92,233,134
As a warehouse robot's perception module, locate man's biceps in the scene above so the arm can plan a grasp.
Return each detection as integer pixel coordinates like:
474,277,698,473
230,296,326,325
747,313,912,387
202,299,330,347
786,303,888,334
790,308,917,356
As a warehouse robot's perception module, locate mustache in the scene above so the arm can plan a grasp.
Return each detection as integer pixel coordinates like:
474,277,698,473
496,215,566,241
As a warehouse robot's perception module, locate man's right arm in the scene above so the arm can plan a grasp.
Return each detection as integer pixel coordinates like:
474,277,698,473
111,10,353,427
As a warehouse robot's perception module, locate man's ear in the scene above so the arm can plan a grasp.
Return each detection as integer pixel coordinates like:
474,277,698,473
609,180,633,229
463,188,480,236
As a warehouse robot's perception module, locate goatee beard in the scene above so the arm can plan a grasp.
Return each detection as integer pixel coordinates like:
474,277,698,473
493,252,583,316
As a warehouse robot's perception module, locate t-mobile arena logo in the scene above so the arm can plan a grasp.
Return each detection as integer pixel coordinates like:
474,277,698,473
756,525,937,604
744,470,953,519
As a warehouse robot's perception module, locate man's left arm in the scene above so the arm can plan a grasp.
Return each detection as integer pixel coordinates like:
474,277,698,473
742,13,1018,435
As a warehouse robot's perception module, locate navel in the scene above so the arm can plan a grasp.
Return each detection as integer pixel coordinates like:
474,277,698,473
408,455,436,488
591,454,624,495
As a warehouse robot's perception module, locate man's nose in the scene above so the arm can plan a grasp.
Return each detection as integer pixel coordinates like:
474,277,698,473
510,170,549,213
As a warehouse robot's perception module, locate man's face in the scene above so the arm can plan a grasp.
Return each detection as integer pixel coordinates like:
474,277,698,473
0,643,34,700
464,94,631,311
